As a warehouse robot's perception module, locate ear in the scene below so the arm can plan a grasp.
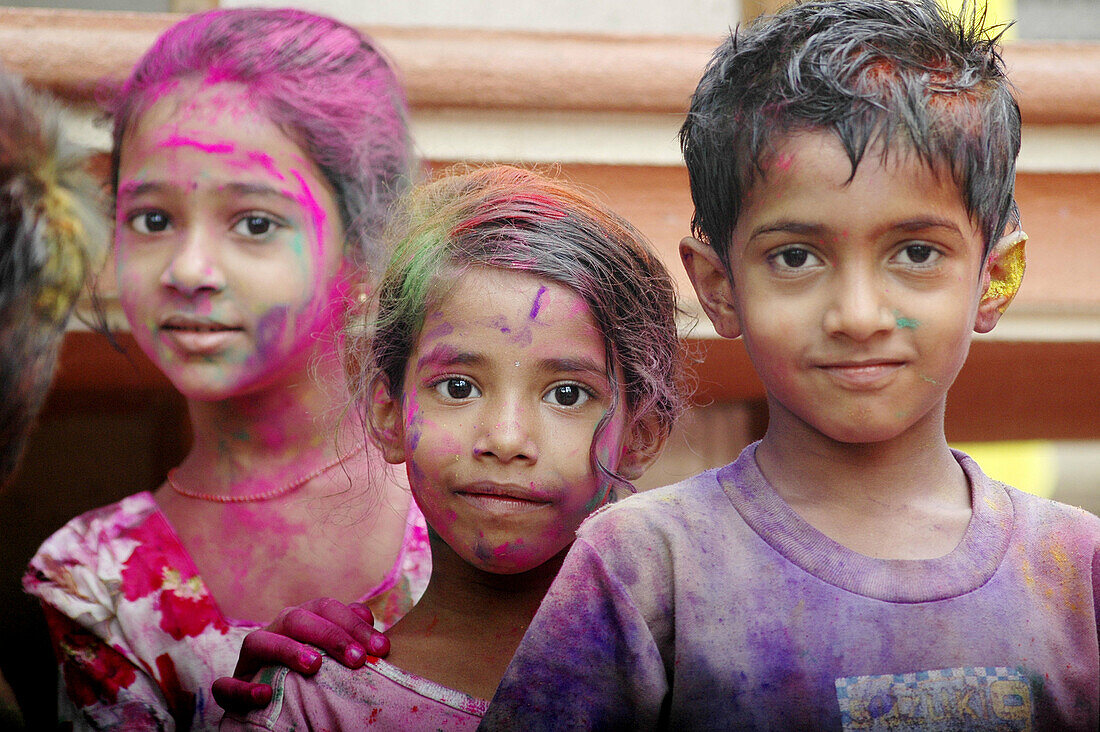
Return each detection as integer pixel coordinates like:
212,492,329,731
616,413,668,481
974,230,1027,334
679,237,742,339
366,376,407,465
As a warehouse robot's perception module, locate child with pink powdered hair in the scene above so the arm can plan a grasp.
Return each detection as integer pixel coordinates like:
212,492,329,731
24,10,431,729
220,165,683,730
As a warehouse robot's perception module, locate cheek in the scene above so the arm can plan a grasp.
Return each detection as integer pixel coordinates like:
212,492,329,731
250,306,291,358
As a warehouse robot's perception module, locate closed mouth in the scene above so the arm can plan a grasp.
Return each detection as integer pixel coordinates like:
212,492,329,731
455,484,551,514
815,360,906,387
161,316,241,332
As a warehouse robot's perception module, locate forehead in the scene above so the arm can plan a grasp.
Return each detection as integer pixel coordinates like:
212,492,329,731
120,82,311,176
739,130,977,242
421,266,603,349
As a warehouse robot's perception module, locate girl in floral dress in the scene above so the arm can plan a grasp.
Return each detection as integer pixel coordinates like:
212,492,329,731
23,9,430,729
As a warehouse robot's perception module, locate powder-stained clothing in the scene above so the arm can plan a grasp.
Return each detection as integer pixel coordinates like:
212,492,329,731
481,443,1100,731
24,492,431,731
220,655,487,731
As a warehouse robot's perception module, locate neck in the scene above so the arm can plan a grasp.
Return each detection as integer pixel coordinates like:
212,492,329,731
754,395,972,559
383,529,565,697
756,394,966,510
400,529,562,634
177,347,362,491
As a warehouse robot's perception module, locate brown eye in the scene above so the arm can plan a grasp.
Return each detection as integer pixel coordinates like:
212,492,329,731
433,377,480,400
232,213,281,238
130,210,171,234
544,383,591,408
780,249,809,267
902,244,934,264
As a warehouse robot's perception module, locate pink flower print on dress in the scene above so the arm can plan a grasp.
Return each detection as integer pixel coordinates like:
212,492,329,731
44,606,138,707
119,521,229,640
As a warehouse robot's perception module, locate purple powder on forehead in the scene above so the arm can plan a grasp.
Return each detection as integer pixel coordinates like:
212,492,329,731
529,286,547,320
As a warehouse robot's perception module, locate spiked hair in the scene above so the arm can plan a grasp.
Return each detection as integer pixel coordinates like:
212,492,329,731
681,0,1020,270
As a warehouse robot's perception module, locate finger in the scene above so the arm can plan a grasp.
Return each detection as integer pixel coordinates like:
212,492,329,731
233,629,324,679
341,601,389,658
211,676,273,714
269,603,369,668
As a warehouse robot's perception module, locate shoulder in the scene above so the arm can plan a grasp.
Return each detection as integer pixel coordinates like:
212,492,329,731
959,452,1100,558
229,659,485,731
24,492,161,592
581,465,733,538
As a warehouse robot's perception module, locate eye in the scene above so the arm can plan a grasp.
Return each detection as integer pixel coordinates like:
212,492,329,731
231,213,281,239
769,246,820,271
129,210,171,234
543,383,591,408
432,377,481,401
896,243,941,266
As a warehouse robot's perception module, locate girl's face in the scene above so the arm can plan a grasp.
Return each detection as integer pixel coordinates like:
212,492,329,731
375,266,632,574
114,82,347,401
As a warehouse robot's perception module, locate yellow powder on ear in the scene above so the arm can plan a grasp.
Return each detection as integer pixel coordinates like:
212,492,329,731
985,233,1027,313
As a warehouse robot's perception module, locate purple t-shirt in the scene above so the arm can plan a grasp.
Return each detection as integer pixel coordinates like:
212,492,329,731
221,656,487,731
482,443,1100,730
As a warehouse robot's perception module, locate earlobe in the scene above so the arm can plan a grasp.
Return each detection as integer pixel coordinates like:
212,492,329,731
366,377,407,465
617,415,668,481
679,237,742,339
975,230,1027,334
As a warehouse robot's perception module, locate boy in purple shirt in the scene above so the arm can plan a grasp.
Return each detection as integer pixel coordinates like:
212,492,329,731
481,0,1100,729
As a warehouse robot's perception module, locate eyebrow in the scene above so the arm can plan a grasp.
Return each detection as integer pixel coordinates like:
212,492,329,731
748,216,964,241
222,182,296,203
539,357,609,379
415,346,484,372
116,180,164,200
115,181,294,203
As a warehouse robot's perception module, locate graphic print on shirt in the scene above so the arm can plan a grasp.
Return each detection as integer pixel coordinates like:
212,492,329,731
835,666,1035,731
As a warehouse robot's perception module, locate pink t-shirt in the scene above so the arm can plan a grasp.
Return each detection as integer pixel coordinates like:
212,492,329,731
25,491,431,730
220,656,487,731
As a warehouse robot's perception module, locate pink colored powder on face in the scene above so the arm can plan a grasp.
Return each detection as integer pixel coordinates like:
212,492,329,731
157,133,235,156
289,168,329,257
225,150,287,182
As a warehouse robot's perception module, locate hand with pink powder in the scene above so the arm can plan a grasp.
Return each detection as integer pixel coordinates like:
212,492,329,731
212,598,388,711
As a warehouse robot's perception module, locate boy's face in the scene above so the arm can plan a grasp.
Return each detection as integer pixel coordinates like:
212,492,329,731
683,130,1013,445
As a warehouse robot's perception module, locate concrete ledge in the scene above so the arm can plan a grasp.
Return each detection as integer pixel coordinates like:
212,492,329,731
2,7,1099,123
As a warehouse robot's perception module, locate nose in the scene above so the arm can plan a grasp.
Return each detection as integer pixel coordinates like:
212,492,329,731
473,397,538,464
822,264,895,341
160,225,225,296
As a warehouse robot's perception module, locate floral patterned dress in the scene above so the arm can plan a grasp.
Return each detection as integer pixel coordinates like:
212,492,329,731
23,492,431,731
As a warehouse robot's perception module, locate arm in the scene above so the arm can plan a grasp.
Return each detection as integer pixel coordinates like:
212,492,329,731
40,605,177,731
211,598,389,714
479,537,669,731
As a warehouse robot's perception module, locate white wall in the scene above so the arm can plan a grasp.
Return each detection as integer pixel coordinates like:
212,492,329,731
219,0,742,37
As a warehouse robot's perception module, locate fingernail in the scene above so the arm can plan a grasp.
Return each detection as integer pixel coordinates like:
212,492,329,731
299,650,320,669
346,644,365,664
368,635,387,654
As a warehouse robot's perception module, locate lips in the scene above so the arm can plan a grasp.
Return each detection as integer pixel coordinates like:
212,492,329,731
159,315,243,354
455,483,551,516
815,359,906,388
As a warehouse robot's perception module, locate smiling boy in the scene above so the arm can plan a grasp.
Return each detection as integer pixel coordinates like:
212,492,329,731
480,1,1100,729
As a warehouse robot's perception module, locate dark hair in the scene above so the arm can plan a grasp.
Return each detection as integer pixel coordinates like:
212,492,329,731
681,0,1020,270
109,8,413,271
350,165,684,492
0,69,104,482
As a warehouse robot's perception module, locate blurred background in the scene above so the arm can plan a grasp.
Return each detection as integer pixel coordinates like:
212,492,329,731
0,0,1097,727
